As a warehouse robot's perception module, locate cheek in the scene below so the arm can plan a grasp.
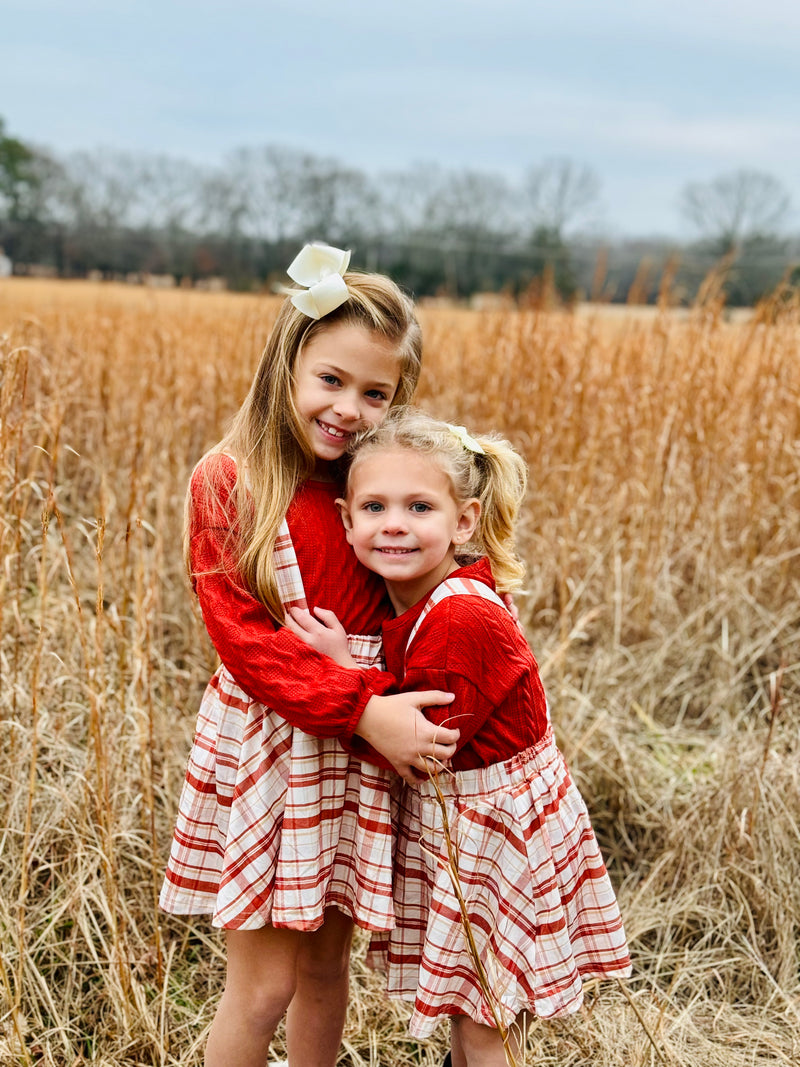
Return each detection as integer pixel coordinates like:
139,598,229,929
349,518,373,545
364,403,392,427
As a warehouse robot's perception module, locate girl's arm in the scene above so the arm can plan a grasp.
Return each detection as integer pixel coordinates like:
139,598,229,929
192,529,458,781
193,531,387,736
195,553,457,781
283,605,458,784
190,457,458,778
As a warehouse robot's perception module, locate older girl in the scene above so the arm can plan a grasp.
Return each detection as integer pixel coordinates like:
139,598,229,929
160,247,458,1067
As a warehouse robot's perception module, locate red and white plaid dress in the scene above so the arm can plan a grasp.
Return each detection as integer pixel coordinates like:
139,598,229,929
370,563,631,1038
160,464,397,932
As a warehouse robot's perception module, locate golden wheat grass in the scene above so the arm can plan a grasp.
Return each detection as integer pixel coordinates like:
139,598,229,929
1,278,798,1065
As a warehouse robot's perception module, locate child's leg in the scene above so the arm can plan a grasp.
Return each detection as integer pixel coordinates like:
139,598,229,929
450,1013,523,1067
205,926,300,1067
285,907,355,1067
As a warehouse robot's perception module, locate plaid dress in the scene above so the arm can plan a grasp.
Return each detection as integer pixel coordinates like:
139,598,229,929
371,575,631,1038
159,520,396,932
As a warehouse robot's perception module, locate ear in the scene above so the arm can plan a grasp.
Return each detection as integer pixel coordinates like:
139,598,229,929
453,498,480,545
335,497,354,543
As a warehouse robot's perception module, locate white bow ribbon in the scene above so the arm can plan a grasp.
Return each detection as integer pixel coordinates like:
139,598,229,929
446,423,486,454
286,243,352,319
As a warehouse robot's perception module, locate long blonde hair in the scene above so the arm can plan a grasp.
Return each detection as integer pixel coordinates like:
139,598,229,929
187,270,422,621
347,408,527,592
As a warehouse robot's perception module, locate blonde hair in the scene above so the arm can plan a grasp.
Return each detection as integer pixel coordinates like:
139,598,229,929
187,270,422,622
347,408,527,592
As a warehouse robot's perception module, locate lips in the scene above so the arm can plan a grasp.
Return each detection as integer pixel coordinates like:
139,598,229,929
316,419,352,441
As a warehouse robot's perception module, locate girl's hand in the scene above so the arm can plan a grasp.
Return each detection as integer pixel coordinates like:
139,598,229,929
285,606,358,669
356,692,459,785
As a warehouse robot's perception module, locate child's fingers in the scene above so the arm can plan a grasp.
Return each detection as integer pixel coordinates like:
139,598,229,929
413,736,457,765
411,691,460,747
311,606,345,633
414,690,455,707
285,606,319,637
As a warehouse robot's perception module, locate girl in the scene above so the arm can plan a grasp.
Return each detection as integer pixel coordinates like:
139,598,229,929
288,408,632,1067
159,246,459,1067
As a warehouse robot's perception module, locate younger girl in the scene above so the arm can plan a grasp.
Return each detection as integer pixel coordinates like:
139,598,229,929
159,246,459,1067
288,408,632,1067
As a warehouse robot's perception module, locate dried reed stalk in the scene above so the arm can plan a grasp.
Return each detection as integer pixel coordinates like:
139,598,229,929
422,763,520,1066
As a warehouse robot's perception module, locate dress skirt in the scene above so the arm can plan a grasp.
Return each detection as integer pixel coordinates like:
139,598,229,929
159,634,396,932
369,726,631,1038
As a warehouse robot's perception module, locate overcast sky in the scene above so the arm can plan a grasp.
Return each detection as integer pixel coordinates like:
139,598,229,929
3,0,798,237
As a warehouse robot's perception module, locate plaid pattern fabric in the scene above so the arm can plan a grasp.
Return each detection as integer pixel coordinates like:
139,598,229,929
368,578,631,1038
273,519,309,611
159,524,396,932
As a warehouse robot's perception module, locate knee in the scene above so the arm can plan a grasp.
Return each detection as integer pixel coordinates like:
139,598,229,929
296,942,351,985
297,938,352,986
224,970,297,1034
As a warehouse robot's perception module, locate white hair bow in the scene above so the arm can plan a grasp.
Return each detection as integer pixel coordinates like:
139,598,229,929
286,243,352,319
446,423,485,454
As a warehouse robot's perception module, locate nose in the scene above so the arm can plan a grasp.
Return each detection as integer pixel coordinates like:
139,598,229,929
382,508,408,535
332,390,362,422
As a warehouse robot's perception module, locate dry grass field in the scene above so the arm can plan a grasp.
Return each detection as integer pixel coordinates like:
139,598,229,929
1,277,798,1066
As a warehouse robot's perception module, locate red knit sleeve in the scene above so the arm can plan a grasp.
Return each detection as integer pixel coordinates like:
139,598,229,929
399,597,535,760
188,458,395,738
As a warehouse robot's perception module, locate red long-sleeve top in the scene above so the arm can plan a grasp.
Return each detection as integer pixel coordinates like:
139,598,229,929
189,454,395,738
381,557,549,770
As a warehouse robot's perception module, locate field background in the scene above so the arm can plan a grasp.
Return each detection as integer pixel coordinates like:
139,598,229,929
1,278,798,1066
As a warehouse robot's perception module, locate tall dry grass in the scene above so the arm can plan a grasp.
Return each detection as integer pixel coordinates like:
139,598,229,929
1,278,798,1065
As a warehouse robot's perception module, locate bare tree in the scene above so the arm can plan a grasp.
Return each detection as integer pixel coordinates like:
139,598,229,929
680,168,791,249
197,167,249,236
523,157,601,238
294,157,381,243
58,148,145,230
135,155,207,231
423,168,515,241
223,145,316,241
376,164,445,235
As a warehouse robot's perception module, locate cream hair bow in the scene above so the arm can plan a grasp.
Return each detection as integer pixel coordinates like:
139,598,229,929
446,423,486,454
286,243,352,319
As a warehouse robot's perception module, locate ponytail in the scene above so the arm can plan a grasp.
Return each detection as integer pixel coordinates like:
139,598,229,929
472,440,527,592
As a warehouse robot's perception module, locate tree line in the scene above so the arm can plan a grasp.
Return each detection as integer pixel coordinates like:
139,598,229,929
1,117,797,305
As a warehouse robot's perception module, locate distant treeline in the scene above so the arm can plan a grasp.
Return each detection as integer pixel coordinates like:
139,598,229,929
1,119,798,305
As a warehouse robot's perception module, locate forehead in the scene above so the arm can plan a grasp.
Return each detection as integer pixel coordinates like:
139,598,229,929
349,447,452,494
299,322,401,385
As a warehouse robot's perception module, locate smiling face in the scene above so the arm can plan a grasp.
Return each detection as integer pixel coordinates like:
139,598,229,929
293,323,402,473
340,447,480,613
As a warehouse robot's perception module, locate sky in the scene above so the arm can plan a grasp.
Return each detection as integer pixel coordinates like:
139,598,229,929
2,0,798,238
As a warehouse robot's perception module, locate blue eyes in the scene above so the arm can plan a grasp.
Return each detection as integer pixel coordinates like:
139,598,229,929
319,376,387,402
361,502,431,514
